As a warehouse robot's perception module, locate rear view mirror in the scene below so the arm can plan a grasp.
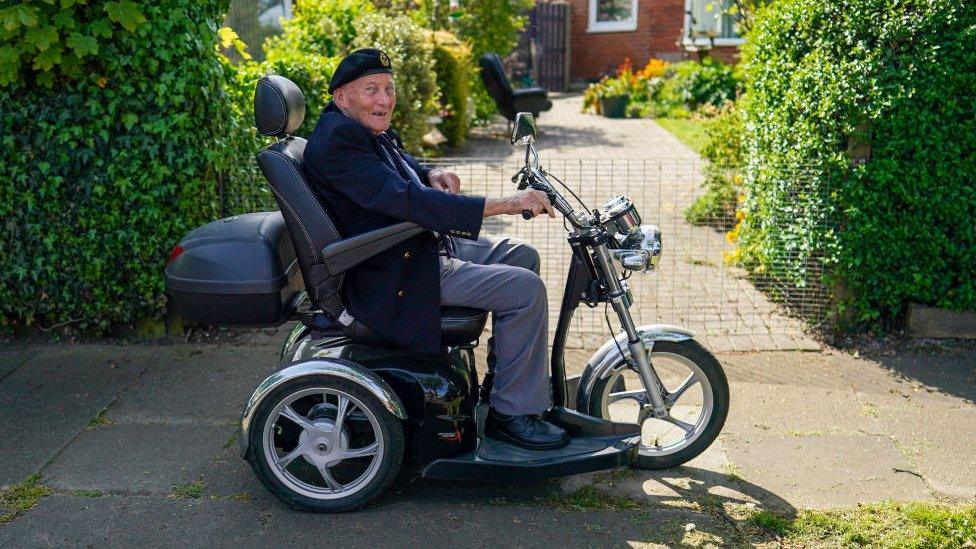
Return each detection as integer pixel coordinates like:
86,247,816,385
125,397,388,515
511,112,537,146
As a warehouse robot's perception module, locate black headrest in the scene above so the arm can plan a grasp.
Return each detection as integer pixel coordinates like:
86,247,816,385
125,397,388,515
478,52,512,95
254,75,305,137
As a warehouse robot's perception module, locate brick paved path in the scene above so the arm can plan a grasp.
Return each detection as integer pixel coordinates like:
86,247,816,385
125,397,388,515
426,94,820,352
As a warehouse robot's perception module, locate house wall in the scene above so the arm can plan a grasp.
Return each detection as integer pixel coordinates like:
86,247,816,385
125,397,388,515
562,0,740,80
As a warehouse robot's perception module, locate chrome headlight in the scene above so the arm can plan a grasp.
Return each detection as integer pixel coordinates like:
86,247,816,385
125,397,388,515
600,195,642,238
611,224,662,274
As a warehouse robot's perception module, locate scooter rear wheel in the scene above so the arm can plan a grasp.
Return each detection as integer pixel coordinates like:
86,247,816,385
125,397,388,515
586,339,729,469
246,375,404,512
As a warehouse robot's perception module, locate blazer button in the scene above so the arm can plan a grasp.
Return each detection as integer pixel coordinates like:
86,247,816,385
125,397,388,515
397,290,405,298
403,250,412,259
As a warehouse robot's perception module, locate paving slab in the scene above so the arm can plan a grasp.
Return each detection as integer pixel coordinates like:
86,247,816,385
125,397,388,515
725,383,875,437
109,345,277,424
0,391,111,487
42,422,233,495
874,404,976,500
0,493,731,548
722,432,933,509
0,345,156,397
0,347,35,381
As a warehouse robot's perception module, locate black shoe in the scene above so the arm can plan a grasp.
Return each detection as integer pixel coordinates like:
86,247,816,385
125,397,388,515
485,409,570,450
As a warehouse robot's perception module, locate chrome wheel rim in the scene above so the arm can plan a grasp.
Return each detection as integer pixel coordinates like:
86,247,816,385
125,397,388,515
599,351,713,457
262,387,384,500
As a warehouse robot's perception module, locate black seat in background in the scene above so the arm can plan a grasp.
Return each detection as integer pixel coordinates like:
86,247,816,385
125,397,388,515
478,52,553,123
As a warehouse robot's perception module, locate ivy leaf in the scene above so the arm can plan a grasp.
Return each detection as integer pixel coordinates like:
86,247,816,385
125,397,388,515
16,5,38,28
52,9,76,29
32,45,62,71
103,1,145,33
66,32,98,58
89,19,112,38
121,112,138,129
0,46,20,86
24,25,59,52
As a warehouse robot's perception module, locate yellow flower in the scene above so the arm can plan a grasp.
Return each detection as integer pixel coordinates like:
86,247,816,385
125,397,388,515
96,76,108,88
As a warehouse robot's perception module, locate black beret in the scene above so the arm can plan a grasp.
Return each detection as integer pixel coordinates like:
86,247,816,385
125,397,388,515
328,48,393,93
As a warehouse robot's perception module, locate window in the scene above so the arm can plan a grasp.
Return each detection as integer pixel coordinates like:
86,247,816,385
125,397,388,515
684,0,744,46
588,0,638,33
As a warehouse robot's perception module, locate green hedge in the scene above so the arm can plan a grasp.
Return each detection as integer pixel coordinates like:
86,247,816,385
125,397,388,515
738,0,976,326
432,31,472,146
0,1,234,332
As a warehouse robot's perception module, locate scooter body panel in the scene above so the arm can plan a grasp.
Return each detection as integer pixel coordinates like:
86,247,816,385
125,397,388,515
268,327,479,462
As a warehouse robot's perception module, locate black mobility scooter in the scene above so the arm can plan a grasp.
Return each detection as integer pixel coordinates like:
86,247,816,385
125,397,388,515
164,76,730,512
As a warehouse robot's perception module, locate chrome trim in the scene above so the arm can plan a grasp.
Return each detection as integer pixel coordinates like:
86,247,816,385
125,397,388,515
279,322,310,363
576,324,696,413
610,225,662,274
239,358,408,457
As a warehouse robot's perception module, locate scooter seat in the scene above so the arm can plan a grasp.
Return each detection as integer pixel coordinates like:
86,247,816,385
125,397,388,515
440,306,488,346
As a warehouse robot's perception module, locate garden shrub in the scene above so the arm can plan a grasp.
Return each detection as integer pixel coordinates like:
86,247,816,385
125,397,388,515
0,1,237,332
432,31,472,146
737,0,976,326
656,57,740,116
685,100,744,227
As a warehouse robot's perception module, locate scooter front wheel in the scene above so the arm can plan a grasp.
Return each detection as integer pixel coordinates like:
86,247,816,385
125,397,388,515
586,339,729,469
246,375,404,512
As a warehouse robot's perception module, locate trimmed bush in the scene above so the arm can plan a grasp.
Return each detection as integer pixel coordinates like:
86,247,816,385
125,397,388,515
432,31,472,146
0,1,234,332
738,0,976,325
656,57,740,116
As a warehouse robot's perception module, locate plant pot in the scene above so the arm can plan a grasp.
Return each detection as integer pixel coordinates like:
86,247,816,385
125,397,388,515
600,95,629,118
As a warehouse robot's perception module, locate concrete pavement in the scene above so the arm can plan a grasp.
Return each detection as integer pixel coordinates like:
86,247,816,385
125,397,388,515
2,336,973,546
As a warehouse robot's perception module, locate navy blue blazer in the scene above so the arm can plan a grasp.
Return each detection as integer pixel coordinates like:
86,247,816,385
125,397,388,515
303,102,486,353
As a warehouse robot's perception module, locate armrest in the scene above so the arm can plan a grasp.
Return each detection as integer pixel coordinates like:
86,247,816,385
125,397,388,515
321,221,426,275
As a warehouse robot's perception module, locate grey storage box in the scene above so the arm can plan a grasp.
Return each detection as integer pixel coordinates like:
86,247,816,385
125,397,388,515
164,211,304,326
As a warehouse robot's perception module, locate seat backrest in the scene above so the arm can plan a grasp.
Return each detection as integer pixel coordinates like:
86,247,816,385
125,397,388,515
253,75,345,316
478,52,516,120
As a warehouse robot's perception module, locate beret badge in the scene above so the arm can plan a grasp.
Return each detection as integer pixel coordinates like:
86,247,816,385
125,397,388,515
380,52,391,67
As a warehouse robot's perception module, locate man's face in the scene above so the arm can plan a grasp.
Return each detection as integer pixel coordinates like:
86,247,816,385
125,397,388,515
333,73,396,135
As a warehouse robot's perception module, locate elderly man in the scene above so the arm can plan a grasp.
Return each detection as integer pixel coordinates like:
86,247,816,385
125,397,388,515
303,48,568,450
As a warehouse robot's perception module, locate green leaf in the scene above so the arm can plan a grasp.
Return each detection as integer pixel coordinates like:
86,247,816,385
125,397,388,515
103,0,145,33
89,19,112,38
24,25,60,52
66,33,98,58
121,112,138,129
17,5,38,28
31,45,62,71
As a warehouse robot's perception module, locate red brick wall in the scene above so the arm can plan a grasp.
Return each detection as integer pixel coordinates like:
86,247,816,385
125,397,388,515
562,0,740,80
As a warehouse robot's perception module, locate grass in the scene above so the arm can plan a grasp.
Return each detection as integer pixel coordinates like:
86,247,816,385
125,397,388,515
655,117,708,154
86,409,113,430
0,474,52,524
169,480,205,500
752,502,976,547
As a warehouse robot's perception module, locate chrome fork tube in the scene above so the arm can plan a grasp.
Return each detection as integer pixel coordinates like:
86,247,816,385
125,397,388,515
593,245,669,418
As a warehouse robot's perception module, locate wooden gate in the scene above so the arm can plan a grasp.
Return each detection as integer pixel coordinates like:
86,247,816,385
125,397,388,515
528,2,570,92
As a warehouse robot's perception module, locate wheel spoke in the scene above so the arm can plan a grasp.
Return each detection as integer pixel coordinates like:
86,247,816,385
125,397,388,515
665,374,700,406
279,405,317,431
665,414,696,433
332,394,351,434
608,388,649,405
319,465,342,491
340,442,379,460
275,444,306,470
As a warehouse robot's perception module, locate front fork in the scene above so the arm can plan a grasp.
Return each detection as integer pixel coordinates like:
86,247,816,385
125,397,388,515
593,246,670,419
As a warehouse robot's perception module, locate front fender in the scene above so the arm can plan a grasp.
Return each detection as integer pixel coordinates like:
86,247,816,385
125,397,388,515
575,324,695,414
239,358,408,458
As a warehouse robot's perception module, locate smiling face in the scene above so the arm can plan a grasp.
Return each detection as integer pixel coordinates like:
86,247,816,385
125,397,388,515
332,73,396,135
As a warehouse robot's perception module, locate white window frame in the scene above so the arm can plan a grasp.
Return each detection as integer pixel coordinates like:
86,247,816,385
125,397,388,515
587,0,639,33
682,0,745,47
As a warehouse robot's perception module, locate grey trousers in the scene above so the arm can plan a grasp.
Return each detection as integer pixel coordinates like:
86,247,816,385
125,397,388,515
439,236,551,415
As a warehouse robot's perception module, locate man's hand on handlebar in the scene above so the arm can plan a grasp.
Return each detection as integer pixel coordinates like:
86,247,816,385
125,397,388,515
482,189,555,219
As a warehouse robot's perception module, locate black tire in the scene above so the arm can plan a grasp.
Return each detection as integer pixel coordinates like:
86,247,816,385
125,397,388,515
246,376,404,512
587,339,729,470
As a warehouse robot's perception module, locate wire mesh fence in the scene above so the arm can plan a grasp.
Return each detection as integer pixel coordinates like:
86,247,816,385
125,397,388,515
223,157,834,352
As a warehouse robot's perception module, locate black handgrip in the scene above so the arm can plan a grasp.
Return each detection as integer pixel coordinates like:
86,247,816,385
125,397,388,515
522,210,533,220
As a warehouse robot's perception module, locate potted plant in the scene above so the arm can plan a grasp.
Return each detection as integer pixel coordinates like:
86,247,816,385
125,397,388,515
598,77,630,118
